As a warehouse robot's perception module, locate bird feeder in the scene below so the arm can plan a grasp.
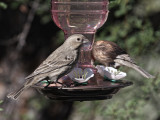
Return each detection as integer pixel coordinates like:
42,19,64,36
38,0,133,101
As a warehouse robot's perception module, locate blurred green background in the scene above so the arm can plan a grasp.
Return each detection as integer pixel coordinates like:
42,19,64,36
0,0,160,120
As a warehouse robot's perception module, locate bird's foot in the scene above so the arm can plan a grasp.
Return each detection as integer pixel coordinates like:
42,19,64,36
44,80,52,88
54,81,68,89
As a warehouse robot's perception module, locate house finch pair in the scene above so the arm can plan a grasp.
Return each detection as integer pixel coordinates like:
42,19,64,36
7,34,89,100
92,40,154,79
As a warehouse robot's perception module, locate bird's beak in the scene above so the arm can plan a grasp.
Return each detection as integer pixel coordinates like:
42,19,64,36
83,38,90,44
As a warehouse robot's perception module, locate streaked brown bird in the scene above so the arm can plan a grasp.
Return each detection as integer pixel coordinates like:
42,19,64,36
92,40,154,79
7,34,89,100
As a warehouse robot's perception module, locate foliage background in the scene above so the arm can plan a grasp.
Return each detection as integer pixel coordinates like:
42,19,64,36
0,0,160,120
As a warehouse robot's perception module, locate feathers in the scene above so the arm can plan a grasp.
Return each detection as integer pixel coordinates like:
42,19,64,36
7,34,89,100
114,58,155,78
7,86,28,100
92,40,155,79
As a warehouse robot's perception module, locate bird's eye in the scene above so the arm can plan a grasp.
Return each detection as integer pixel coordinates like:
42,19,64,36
77,38,81,41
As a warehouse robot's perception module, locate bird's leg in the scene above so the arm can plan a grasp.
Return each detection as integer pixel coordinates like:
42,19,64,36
53,77,67,88
44,76,68,88
56,79,69,89
42,76,58,88
59,83,68,89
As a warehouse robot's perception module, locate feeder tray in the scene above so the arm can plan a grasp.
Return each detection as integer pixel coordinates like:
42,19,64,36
38,77,133,101
47,0,130,101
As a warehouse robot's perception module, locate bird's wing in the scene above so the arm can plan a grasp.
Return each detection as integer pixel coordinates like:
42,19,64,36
106,41,127,55
104,41,135,63
97,41,128,60
25,51,77,80
116,54,136,64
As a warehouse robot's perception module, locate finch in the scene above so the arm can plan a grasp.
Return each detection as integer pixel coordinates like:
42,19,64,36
92,40,154,79
7,34,89,100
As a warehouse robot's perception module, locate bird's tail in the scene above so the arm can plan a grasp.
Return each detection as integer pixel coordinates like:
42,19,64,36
132,64,155,78
7,86,28,100
114,59,155,79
